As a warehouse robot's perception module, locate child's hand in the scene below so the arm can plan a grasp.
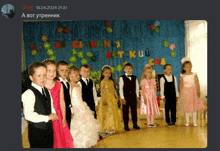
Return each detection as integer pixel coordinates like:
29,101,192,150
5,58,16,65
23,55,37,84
163,98,166,103
121,99,126,105
62,119,66,128
95,106,98,111
71,113,74,119
176,97,178,101
49,113,58,121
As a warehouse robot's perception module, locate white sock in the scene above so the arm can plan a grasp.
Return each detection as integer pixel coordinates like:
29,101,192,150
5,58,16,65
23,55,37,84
193,111,197,124
185,112,189,123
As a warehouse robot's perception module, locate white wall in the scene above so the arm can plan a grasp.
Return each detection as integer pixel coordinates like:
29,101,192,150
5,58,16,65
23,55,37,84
185,20,207,96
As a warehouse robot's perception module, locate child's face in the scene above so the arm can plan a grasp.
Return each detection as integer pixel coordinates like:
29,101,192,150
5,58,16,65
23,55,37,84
103,69,112,79
69,70,80,83
183,63,192,73
80,67,90,78
29,66,47,87
144,69,152,79
46,64,57,81
124,66,133,75
164,65,172,76
57,65,69,80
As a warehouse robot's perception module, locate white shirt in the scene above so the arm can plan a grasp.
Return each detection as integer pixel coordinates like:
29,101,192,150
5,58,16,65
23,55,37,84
21,82,56,123
160,74,179,99
119,73,139,99
77,77,98,106
59,77,69,88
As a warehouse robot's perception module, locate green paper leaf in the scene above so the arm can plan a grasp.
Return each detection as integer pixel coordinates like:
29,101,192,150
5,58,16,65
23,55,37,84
86,52,93,58
78,51,83,58
116,65,123,72
72,48,78,55
97,70,102,77
111,67,116,73
81,58,88,65
46,49,54,56
31,50,37,56
49,55,56,61
44,42,51,49
69,56,77,62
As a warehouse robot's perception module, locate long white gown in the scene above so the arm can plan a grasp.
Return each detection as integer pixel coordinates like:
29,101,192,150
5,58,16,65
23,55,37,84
70,86,100,148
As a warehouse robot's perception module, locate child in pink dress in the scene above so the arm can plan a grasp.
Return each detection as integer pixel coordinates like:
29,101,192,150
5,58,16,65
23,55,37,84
43,60,74,148
140,64,160,127
178,57,204,127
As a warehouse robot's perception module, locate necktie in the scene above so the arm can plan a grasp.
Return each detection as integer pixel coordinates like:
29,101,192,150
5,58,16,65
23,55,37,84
42,88,47,99
86,79,89,85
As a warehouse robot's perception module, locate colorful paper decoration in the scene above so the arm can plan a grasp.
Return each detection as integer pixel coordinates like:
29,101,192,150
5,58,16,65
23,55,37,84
78,51,83,58
29,43,36,50
171,51,176,57
107,27,113,33
149,58,155,66
61,41,65,48
154,27,160,33
106,51,112,58
79,41,83,48
161,58,166,65
105,21,111,27
91,56,96,62
57,27,63,33
138,51,144,57
97,40,103,48
68,62,74,67
155,58,161,65
104,40,110,47
85,41,91,48
150,25,155,30
97,70,102,77
69,56,77,62
81,58,88,65
55,41,61,48
163,40,169,47
116,41,121,48
129,51,136,58
111,67,115,73
90,71,95,78
154,21,160,27
46,49,54,56
36,45,42,51
118,51,124,58
49,55,56,61
86,52,93,58
112,51,118,58
116,65,123,72
72,40,79,48
31,50,37,56
169,44,176,50
123,61,128,66
63,28,70,34
72,48,78,55
41,35,48,42
145,50,150,57
43,42,50,49
91,40,96,47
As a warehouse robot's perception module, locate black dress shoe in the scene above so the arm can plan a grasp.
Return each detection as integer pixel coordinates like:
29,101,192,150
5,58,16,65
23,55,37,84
124,126,130,131
133,125,140,129
99,134,103,140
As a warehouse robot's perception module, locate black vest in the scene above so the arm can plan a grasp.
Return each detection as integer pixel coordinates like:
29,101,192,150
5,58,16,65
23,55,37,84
28,86,52,130
61,82,72,108
121,75,137,100
80,78,95,109
163,75,176,99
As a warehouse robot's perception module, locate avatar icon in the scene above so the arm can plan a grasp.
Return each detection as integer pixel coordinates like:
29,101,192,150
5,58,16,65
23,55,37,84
1,4,15,19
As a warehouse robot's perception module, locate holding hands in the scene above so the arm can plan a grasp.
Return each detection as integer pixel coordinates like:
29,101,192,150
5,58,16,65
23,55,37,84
49,113,58,121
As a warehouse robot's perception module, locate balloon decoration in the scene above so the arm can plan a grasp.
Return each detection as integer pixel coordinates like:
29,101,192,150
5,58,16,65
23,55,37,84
171,51,177,57
105,21,111,27
41,35,48,42
31,50,37,56
150,25,155,30
154,21,160,27
29,43,36,50
107,27,113,33
154,27,160,33
163,40,169,47
169,43,176,50
150,21,160,33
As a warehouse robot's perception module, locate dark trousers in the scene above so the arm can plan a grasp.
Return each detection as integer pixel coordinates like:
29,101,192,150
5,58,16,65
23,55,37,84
66,107,71,129
165,97,177,123
122,99,137,127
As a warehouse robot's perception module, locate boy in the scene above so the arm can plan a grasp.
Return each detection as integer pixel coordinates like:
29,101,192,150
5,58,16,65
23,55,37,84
119,63,140,131
160,64,179,126
57,61,72,129
22,62,58,148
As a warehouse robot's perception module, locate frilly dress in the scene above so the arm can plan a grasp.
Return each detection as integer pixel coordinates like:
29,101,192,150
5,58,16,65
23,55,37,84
178,73,204,112
140,79,160,115
97,80,123,133
70,86,100,148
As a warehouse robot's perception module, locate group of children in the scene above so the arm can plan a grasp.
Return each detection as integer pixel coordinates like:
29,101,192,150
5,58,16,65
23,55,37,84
21,56,204,148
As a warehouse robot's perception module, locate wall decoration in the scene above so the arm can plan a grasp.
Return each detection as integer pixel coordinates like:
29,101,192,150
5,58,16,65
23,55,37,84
29,43,36,50
116,65,123,72
149,58,155,66
105,21,111,27
72,40,79,48
171,51,176,57
116,41,121,48
161,58,166,65
106,51,112,58
31,49,37,56
61,41,66,48
49,55,56,61
155,58,161,65
63,28,70,34
78,51,83,58
72,48,78,55
97,40,103,47
44,42,51,49
107,27,113,33
55,41,61,48
79,41,83,48
81,58,88,65
139,51,144,57
117,51,124,58
145,49,150,57
122,61,128,66
150,25,155,30
154,21,160,27
41,35,48,42
69,62,74,67
57,27,63,33
111,67,116,73
129,50,136,58
163,40,169,47
86,52,93,58
36,45,42,51
69,56,77,62
91,40,96,47
112,51,118,58
46,49,54,56
91,56,97,62
169,43,175,50
154,27,160,33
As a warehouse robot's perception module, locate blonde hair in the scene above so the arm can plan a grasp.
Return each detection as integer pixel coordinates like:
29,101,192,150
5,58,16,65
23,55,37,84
67,66,79,82
140,66,155,81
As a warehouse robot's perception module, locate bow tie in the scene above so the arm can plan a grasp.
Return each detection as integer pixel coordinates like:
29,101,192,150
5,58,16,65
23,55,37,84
127,75,132,78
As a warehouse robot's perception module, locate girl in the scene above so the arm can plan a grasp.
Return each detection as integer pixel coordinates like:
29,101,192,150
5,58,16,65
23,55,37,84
43,60,74,148
140,64,160,127
178,57,204,127
97,65,123,134
68,66,100,148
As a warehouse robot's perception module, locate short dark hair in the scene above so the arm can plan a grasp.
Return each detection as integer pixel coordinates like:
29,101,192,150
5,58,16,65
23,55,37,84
163,64,172,70
123,63,133,69
79,65,90,71
28,62,46,76
57,61,68,69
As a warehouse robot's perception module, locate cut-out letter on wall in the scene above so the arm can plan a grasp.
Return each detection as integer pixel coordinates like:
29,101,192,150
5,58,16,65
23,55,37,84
79,41,83,48
149,58,154,66
85,41,90,48
72,40,79,48
91,40,96,47
129,51,136,58
116,41,121,48
155,58,161,65
97,40,103,47
118,51,124,58
161,58,166,65
106,51,112,58
139,51,144,57
104,40,110,47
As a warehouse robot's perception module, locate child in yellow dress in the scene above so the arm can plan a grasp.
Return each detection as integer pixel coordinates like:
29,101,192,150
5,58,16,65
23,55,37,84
97,65,123,134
